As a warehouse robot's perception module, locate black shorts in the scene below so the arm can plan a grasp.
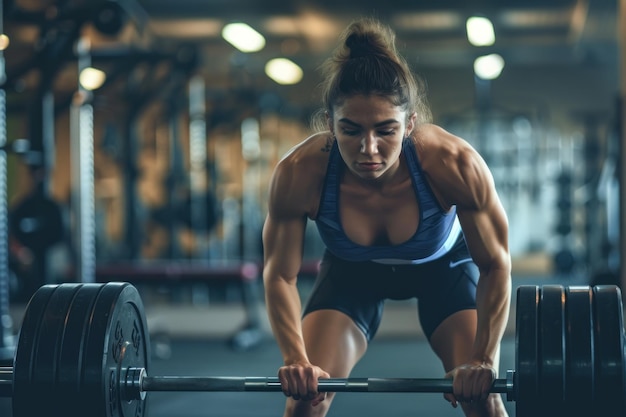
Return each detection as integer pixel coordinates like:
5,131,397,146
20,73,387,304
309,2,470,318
302,235,479,341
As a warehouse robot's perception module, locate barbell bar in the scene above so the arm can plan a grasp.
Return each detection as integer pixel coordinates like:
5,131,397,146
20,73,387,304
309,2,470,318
0,365,514,395
0,282,623,417
123,367,515,396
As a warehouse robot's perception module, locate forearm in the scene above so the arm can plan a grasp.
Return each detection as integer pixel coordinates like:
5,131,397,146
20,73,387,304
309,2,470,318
264,276,310,365
471,265,511,367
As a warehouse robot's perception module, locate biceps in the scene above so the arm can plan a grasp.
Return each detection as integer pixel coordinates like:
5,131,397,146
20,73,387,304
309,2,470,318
262,215,307,281
457,199,510,273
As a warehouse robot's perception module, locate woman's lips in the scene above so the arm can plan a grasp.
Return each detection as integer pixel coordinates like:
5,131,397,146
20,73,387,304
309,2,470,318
357,161,383,171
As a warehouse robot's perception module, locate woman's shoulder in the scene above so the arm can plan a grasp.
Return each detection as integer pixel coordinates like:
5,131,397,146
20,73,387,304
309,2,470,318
412,124,492,209
413,123,468,147
274,132,334,179
412,124,477,163
268,132,333,216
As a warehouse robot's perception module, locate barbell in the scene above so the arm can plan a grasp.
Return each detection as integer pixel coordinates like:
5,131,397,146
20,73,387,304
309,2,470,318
0,282,624,417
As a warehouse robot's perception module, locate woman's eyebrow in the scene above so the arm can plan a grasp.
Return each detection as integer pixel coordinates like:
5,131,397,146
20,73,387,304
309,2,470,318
337,118,400,127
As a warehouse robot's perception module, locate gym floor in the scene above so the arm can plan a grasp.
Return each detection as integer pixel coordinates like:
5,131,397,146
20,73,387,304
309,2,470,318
0,275,585,416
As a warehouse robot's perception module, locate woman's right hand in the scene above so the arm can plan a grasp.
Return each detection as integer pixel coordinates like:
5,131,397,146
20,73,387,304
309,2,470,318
277,361,331,406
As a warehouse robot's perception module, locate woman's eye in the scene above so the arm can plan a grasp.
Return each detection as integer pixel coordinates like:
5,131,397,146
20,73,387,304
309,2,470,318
340,129,395,136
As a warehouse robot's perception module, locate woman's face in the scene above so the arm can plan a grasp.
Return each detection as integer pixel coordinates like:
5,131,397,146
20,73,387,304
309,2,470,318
328,94,415,182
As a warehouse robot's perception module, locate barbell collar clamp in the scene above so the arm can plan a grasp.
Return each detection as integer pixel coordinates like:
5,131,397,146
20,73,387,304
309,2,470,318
122,366,147,401
506,369,515,402
0,366,11,397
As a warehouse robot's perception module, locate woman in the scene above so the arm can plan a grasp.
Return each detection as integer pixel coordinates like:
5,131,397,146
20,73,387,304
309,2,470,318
262,17,511,417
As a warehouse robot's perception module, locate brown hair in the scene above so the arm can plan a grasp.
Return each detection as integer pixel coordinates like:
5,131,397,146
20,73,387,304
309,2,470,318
312,18,432,131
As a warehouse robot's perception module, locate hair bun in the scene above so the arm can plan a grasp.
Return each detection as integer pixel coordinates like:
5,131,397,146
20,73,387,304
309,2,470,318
346,33,371,58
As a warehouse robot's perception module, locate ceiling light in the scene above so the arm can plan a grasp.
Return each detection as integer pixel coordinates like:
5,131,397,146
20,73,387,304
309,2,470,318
0,34,9,51
466,16,495,46
79,67,106,90
222,23,265,53
265,58,303,85
474,54,505,80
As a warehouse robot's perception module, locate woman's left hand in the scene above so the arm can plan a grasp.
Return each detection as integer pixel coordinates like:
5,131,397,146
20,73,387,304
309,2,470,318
442,362,496,408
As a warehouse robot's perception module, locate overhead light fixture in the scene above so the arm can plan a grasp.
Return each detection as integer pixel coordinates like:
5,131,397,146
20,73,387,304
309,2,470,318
79,67,107,90
0,34,9,51
265,58,303,85
222,23,265,53
474,54,505,80
466,16,495,46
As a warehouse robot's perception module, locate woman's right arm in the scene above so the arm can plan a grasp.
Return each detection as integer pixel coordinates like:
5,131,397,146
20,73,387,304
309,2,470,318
263,211,308,366
262,154,330,404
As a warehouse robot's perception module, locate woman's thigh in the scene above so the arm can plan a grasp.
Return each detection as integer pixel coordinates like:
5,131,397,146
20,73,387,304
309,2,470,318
428,309,478,371
302,309,368,376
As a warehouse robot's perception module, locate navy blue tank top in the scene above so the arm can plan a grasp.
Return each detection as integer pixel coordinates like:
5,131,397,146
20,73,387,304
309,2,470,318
314,139,461,264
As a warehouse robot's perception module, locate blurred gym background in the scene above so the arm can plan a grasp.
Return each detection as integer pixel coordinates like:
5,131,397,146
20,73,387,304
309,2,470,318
0,1,623,415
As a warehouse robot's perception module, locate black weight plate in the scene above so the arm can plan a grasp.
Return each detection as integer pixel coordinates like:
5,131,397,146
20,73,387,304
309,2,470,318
515,285,541,417
81,282,151,417
57,284,106,417
592,285,625,416
32,284,83,414
539,285,566,414
12,284,58,417
564,286,594,416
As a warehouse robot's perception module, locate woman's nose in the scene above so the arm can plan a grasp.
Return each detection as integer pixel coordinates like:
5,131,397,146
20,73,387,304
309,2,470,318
360,134,378,154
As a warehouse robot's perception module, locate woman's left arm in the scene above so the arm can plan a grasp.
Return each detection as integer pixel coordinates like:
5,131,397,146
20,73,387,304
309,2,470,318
454,144,512,368
421,125,512,405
